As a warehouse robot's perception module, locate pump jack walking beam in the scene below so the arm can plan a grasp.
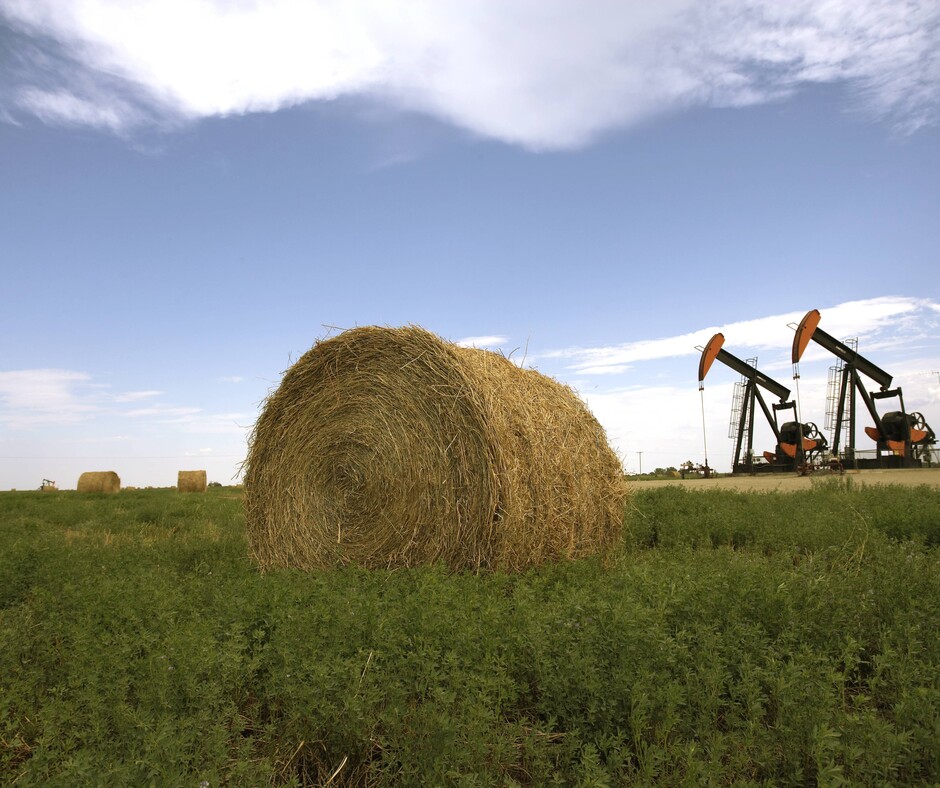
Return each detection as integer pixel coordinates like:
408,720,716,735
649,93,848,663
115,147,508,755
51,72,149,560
792,309,893,388
699,333,790,400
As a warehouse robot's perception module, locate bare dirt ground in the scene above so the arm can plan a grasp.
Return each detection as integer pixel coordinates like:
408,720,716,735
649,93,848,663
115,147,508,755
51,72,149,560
632,467,940,493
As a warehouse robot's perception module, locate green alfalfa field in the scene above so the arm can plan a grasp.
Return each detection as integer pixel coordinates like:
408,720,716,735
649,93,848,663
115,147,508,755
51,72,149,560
2,481,939,786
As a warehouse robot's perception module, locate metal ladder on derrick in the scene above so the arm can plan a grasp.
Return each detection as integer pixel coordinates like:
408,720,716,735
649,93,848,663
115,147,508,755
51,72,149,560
728,357,757,464
825,338,856,452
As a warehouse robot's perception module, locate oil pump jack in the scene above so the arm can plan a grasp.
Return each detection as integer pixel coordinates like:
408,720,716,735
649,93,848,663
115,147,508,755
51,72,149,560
698,333,827,473
791,309,936,468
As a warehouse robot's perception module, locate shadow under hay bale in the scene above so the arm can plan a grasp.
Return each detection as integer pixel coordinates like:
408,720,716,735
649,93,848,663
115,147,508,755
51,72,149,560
244,326,628,572
178,470,208,493
76,471,121,494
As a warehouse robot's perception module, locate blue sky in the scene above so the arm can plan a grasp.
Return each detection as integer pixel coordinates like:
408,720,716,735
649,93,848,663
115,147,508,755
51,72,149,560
1,1,938,488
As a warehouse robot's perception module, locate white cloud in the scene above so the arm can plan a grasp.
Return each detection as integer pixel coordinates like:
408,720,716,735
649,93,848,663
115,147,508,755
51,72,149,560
0,368,246,437
576,365,632,376
547,297,938,376
0,369,99,427
0,105,21,125
584,384,730,469
124,404,203,421
0,369,90,410
0,367,252,488
183,413,253,435
125,406,252,434
219,376,245,383
17,87,140,132
183,447,215,456
2,0,938,148
455,334,509,349
114,389,162,402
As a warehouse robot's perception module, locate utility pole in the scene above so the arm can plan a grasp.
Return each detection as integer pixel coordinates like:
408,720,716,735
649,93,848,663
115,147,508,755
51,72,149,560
637,451,643,475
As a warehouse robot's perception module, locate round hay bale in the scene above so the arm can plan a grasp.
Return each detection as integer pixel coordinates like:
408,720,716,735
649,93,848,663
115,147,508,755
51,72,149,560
244,326,627,571
76,471,121,494
178,470,207,493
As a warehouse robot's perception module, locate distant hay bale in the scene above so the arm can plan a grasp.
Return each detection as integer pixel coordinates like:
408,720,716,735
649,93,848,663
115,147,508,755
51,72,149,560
244,326,628,572
77,471,121,494
178,470,208,493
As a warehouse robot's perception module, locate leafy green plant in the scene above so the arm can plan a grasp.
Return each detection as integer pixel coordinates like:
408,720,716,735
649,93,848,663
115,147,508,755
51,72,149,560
1,484,938,784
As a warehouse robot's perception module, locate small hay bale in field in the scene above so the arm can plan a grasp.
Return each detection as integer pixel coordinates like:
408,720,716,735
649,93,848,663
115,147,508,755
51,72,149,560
178,470,208,493
76,471,121,494
244,325,628,572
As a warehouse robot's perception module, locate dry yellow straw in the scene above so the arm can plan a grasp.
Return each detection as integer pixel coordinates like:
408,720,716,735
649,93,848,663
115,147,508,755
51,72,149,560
244,326,627,571
76,471,121,493
178,470,208,493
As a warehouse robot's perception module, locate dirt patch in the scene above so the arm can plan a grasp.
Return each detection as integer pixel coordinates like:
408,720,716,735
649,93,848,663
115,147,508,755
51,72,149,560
632,468,940,493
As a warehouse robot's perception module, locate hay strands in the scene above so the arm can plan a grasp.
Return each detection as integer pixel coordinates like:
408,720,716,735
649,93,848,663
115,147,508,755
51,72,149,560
243,325,628,572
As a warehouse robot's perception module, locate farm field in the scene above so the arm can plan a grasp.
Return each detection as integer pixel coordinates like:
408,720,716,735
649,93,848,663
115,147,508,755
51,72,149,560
636,467,940,492
2,483,939,785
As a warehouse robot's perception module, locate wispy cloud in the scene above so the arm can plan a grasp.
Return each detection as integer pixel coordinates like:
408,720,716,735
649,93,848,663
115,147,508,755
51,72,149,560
183,413,253,436
0,104,21,125
2,1,937,148
17,87,141,133
124,404,202,421
546,297,938,376
113,389,162,402
218,376,245,384
125,403,252,435
0,369,98,427
183,447,215,457
455,335,509,349
0,368,245,434
576,365,632,376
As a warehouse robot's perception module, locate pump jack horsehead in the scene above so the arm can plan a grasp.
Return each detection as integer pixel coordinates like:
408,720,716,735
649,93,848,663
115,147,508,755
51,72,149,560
791,309,936,469
698,333,827,474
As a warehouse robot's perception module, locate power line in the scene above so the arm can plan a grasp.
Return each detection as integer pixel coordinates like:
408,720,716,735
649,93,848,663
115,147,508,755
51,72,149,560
0,455,245,460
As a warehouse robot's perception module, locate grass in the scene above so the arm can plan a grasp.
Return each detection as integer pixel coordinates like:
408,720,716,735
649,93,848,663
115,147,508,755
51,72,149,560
1,482,939,785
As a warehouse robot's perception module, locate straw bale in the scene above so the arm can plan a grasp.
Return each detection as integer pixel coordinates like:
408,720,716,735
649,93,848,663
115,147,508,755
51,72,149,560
76,471,121,494
178,470,208,493
244,326,628,572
